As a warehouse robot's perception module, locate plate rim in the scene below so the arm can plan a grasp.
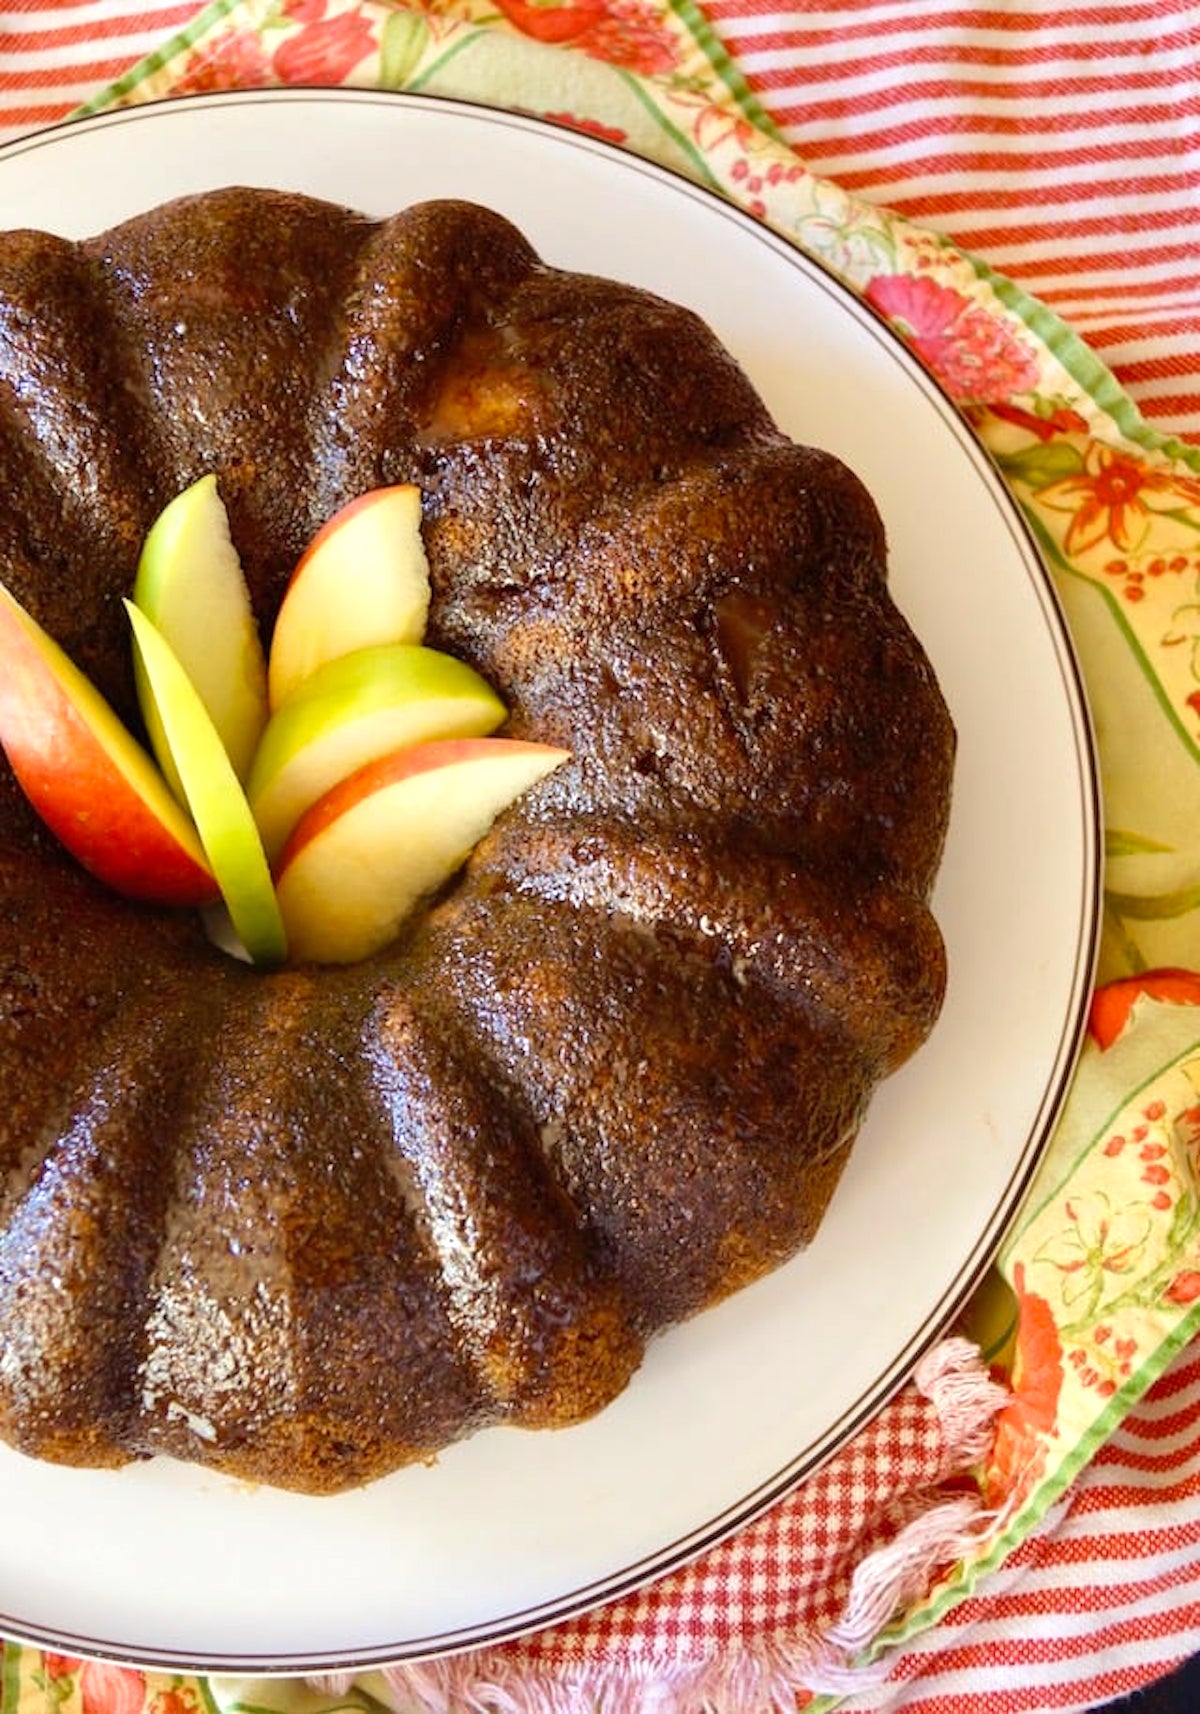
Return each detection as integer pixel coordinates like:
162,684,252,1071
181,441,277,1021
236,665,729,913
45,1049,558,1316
0,86,1103,1673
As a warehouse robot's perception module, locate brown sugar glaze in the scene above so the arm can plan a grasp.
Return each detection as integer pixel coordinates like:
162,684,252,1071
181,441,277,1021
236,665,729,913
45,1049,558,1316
0,189,953,1493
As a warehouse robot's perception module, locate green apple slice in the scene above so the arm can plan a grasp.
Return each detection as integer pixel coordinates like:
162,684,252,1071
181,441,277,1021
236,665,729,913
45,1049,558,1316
275,737,569,965
247,642,507,860
133,474,268,787
0,580,218,906
125,602,287,965
268,484,431,709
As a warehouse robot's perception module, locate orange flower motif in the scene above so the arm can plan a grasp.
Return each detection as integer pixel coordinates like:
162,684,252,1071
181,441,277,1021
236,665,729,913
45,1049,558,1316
492,0,679,73
1088,967,1200,1050
690,107,760,156
492,0,605,44
273,7,376,82
984,400,1090,442
43,1655,82,1680
1037,441,1200,558
985,1262,1063,1507
1166,1270,1200,1304
543,111,627,144
150,1689,202,1714
174,26,272,93
78,1662,147,1714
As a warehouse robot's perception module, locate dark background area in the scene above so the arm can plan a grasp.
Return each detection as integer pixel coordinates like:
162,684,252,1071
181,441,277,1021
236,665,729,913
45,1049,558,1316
1093,1651,1200,1712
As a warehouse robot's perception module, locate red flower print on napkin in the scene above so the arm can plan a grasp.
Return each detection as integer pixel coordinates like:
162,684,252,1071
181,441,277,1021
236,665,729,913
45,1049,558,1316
274,6,377,84
1088,968,1200,1050
985,1262,1064,1509
1166,1270,1200,1304
865,273,1041,406
84,1664,147,1714
41,1655,80,1682
983,399,1091,441
1035,441,1200,557
543,111,627,143
493,0,679,74
491,0,605,44
36,1658,150,1714
174,27,271,94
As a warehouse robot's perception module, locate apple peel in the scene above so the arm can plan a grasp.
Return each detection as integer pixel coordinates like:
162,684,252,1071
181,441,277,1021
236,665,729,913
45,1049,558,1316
0,581,219,907
134,473,269,787
275,737,569,965
1,483,563,971
126,602,287,966
247,642,507,861
268,483,431,709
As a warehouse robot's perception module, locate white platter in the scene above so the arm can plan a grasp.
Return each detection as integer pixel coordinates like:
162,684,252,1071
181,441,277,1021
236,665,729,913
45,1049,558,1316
0,91,1100,1672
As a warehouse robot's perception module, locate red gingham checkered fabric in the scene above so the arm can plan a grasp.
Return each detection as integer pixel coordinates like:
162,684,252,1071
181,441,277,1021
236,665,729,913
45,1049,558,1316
343,1342,1004,1709
517,1382,964,1653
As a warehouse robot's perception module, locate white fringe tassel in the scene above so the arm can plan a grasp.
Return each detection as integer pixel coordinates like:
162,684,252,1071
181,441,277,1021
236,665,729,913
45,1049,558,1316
915,1336,1010,1464
309,1337,1009,1714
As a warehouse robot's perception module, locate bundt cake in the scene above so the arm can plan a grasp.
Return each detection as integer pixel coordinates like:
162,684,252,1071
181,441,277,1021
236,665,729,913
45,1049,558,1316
0,187,954,1495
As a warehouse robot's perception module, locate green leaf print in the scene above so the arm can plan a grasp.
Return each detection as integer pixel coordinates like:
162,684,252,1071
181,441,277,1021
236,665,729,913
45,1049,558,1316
1108,881,1200,922
996,440,1085,489
380,11,429,88
1107,829,1176,858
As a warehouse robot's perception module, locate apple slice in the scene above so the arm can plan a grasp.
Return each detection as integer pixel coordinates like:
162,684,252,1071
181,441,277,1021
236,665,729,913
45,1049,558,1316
268,484,431,709
247,643,506,860
0,581,218,906
133,474,268,787
275,737,569,965
125,603,287,965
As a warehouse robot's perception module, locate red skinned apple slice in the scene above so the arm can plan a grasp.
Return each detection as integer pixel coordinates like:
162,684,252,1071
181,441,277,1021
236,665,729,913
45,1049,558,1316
125,603,287,966
275,737,569,965
247,642,506,860
133,473,268,786
268,484,431,709
0,581,218,906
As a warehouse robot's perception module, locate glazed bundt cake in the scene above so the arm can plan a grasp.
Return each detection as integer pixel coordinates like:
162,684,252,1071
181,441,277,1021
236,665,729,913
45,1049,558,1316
0,188,954,1495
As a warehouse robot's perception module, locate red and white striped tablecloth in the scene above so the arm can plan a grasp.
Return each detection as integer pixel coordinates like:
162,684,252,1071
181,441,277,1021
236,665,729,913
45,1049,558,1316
842,1345,1200,1711
2,0,1197,448
705,0,1200,449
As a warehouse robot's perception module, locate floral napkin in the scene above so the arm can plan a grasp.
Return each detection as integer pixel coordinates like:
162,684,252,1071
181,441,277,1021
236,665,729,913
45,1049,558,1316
2,1,1200,1709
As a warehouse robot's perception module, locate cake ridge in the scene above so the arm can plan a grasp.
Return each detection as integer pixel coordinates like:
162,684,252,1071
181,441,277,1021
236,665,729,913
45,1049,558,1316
365,983,643,1431
306,198,541,543
0,187,955,1493
465,812,945,1071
